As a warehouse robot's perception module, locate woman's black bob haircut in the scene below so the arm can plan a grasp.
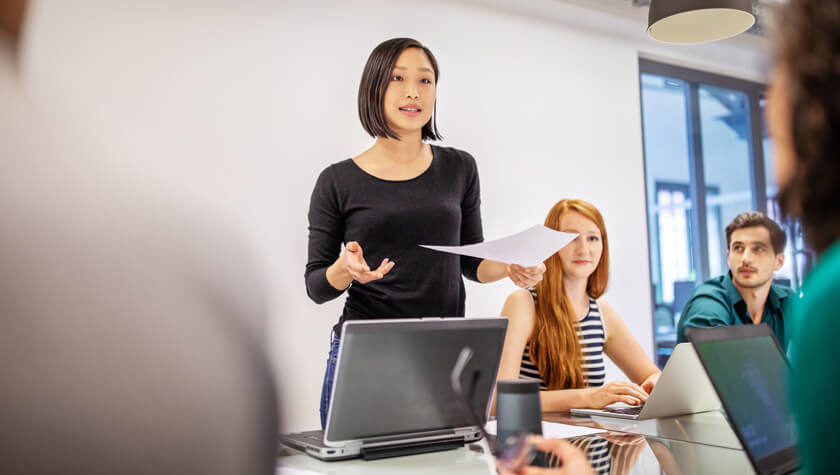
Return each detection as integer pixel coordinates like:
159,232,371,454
357,38,442,141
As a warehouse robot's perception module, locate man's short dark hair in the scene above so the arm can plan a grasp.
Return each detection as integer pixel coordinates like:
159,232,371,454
725,212,787,254
357,38,441,141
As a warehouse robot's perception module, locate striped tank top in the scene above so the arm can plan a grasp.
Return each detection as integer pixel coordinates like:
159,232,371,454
519,292,606,390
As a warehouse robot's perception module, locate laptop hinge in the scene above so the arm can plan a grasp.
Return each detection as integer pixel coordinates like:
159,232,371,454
360,428,457,445
359,437,464,461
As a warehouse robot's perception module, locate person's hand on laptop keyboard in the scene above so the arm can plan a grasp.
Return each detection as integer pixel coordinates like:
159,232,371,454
640,371,661,394
583,381,648,408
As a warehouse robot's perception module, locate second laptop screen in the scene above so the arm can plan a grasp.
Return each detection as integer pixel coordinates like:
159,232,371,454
694,336,796,461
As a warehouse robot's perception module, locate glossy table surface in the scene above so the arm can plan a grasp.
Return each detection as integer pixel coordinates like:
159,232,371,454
277,411,754,474
543,409,743,449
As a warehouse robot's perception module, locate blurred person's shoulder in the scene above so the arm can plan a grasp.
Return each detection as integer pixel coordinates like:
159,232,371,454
800,241,840,310
0,34,277,474
1,33,267,333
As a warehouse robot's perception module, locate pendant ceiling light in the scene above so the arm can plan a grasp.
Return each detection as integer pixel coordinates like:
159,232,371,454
648,0,756,43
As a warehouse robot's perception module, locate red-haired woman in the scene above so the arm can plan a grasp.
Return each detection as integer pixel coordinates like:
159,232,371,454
496,199,661,412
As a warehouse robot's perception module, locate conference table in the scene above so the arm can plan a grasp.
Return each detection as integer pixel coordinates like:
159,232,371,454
276,409,756,474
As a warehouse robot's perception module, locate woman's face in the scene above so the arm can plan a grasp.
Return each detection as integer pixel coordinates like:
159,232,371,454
383,47,436,137
766,64,796,187
557,211,603,280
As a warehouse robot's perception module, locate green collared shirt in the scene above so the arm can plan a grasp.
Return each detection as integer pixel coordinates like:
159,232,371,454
675,271,794,348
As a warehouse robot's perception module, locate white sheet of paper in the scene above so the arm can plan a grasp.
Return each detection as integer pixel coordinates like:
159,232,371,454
420,225,578,267
485,420,605,439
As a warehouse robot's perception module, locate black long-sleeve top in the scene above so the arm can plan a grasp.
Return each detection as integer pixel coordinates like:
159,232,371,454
305,145,484,334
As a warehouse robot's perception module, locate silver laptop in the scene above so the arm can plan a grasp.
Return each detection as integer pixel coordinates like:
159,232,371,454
570,343,720,420
279,317,507,461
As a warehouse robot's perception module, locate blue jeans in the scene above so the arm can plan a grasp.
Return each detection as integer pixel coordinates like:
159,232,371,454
319,333,341,430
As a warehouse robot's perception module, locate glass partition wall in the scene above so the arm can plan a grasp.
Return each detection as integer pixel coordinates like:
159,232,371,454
639,59,810,367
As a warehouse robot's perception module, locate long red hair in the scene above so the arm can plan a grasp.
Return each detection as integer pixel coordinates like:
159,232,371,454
528,199,610,389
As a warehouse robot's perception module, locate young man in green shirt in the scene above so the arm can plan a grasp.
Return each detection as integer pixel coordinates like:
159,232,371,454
676,212,794,347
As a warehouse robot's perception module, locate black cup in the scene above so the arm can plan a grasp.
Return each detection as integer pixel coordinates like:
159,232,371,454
496,380,543,443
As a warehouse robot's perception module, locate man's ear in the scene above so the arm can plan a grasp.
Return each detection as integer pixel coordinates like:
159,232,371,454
775,252,785,271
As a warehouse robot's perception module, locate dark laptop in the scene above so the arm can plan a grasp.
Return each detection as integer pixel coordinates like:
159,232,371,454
279,317,507,461
687,324,800,475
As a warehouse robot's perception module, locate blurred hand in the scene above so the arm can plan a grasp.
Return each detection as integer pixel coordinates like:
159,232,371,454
507,262,546,288
342,241,394,284
584,381,648,408
640,371,661,394
500,437,595,475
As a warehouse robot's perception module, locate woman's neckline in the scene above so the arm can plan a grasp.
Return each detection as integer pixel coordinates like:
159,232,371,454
349,144,436,183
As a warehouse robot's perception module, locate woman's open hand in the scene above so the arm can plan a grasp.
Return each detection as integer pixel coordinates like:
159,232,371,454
343,241,394,284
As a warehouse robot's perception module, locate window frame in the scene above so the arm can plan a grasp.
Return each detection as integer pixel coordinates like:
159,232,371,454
640,58,769,284
651,181,722,305
639,59,771,366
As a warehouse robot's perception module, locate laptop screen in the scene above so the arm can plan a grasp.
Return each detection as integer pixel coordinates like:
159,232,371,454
325,318,507,443
692,334,796,462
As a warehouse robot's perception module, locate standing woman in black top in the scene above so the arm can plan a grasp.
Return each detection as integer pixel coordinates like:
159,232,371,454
306,38,546,428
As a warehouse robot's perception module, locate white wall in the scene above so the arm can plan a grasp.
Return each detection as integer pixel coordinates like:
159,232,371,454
22,0,770,431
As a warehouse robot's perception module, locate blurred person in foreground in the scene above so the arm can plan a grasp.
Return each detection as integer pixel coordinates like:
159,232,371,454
767,0,840,473
0,1,278,473
496,436,595,475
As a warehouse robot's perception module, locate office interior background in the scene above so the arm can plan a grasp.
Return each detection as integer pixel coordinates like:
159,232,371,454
20,0,792,431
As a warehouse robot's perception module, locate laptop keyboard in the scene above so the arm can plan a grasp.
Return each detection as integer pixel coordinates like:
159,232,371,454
293,430,324,442
604,405,644,416
280,429,326,449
